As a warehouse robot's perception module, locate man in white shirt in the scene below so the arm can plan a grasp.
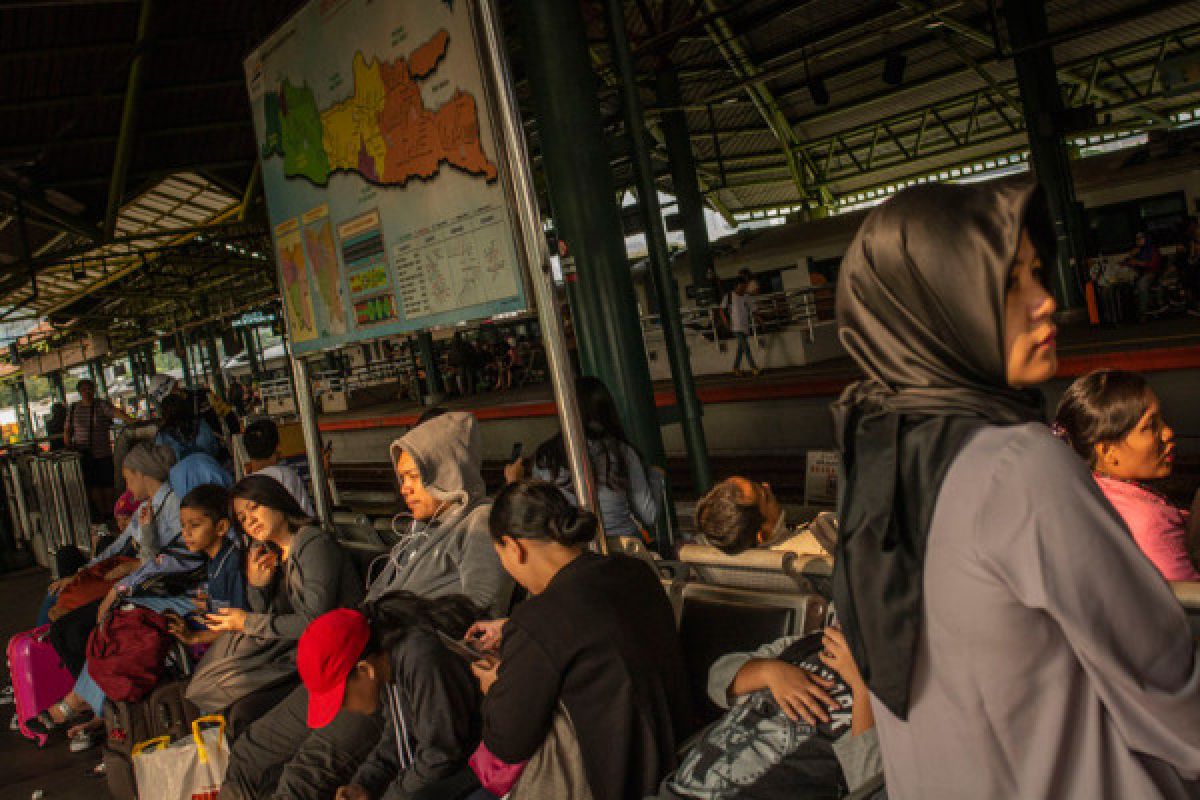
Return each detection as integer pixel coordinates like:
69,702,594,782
719,272,760,377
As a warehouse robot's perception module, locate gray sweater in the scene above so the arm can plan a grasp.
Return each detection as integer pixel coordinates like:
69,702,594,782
244,525,363,640
365,412,512,616
872,423,1200,799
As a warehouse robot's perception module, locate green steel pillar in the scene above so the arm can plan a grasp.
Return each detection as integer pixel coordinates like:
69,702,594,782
416,331,444,400
1004,0,1086,309
605,0,711,502
176,332,194,389
142,345,156,376
17,378,32,440
89,360,108,396
515,0,667,468
129,352,146,410
242,328,263,378
656,65,716,293
49,372,66,404
203,329,227,398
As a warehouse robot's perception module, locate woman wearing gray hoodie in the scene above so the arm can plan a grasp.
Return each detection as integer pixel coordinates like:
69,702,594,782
364,410,512,615
219,412,511,800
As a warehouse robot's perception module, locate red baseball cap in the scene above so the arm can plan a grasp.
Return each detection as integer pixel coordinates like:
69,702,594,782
297,609,372,729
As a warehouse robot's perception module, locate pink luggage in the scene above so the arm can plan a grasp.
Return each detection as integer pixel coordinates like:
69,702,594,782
7,623,75,746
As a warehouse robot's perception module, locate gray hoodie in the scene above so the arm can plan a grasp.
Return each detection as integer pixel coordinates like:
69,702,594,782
364,411,512,616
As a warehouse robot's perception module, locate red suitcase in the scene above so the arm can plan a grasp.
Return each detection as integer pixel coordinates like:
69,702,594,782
6,623,76,746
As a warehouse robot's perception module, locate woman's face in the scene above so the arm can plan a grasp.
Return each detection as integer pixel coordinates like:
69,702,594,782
1097,392,1175,481
232,496,287,543
122,468,147,501
1004,230,1058,388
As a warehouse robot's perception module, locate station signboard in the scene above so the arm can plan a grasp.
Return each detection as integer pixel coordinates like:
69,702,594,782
244,0,527,355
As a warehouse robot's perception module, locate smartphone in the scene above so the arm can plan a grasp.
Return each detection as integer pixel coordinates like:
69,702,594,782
436,629,486,662
509,442,523,462
824,602,839,630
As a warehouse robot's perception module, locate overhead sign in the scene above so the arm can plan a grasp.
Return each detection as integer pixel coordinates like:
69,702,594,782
244,0,527,354
231,310,279,329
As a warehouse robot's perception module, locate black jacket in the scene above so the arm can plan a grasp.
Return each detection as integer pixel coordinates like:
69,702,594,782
352,628,482,798
482,552,692,800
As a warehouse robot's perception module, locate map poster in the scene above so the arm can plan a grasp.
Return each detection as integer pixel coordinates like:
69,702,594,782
274,218,318,344
301,204,348,337
245,0,527,354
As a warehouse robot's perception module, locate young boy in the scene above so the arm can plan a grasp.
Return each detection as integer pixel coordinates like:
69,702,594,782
164,484,249,647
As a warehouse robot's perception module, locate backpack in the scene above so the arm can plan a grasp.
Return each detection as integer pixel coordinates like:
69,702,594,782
86,606,175,703
665,634,851,800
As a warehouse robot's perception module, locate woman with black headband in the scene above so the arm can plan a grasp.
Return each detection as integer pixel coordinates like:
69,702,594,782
832,180,1200,798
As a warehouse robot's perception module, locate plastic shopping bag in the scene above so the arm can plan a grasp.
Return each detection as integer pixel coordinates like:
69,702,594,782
132,715,228,800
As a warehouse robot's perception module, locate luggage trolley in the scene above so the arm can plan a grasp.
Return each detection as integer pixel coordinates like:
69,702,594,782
1,453,36,544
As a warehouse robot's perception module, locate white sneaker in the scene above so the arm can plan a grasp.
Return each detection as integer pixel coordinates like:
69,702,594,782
69,727,102,753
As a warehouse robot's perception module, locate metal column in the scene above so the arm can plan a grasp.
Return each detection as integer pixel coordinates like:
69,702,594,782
17,378,32,440
242,327,263,378
49,372,66,404
416,331,444,400
287,352,332,528
515,0,667,471
606,0,712,505
89,360,108,396
203,329,227,398
656,65,717,292
1004,0,1085,309
475,0,605,549
175,331,194,389
142,344,156,376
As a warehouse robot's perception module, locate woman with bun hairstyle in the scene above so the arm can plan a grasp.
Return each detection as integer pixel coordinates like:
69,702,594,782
1054,369,1200,581
469,480,691,800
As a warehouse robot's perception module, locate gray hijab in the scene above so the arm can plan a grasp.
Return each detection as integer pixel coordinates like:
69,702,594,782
830,179,1052,718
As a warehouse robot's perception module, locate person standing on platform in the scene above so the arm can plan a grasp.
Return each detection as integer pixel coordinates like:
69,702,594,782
719,273,760,377
832,180,1200,799
64,378,137,522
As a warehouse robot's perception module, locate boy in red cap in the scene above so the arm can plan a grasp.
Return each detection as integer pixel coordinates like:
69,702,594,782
220,594,484,800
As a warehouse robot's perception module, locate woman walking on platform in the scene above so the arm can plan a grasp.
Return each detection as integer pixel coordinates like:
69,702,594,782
831,180,1200,798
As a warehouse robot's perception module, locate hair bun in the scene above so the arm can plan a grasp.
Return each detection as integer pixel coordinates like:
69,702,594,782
556,506,598,546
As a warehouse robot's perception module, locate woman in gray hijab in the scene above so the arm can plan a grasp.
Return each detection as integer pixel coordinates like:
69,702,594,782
833,180,1200,798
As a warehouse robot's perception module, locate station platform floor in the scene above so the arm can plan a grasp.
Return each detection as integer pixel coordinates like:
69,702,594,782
1,568,102,800
318,315,1200,433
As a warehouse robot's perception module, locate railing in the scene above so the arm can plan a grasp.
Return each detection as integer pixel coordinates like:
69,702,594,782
642,287,834,347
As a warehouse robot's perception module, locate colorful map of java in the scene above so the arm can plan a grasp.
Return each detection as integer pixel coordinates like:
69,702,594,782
260,29,498,187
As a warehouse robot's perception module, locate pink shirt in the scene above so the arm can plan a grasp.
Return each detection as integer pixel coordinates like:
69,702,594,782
1095,473,1199,581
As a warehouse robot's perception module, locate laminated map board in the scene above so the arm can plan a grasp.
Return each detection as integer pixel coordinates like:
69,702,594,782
245,0,527,354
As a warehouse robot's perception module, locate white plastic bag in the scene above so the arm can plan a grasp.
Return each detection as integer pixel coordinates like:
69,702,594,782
132,715,229,800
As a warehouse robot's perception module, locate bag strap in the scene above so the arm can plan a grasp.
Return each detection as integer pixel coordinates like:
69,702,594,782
191,715,226,764
132,735,171,757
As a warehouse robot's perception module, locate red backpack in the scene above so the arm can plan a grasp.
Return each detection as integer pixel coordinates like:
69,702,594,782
86,607,174,703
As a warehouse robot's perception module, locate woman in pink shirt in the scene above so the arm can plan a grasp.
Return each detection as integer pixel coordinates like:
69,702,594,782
1054,369,1200,580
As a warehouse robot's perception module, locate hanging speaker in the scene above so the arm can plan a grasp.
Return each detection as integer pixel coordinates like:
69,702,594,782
883,52,907,86
808,75,830,106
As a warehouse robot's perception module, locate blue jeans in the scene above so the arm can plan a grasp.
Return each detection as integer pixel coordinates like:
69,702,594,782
37,591,58,626
732,332,757,371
